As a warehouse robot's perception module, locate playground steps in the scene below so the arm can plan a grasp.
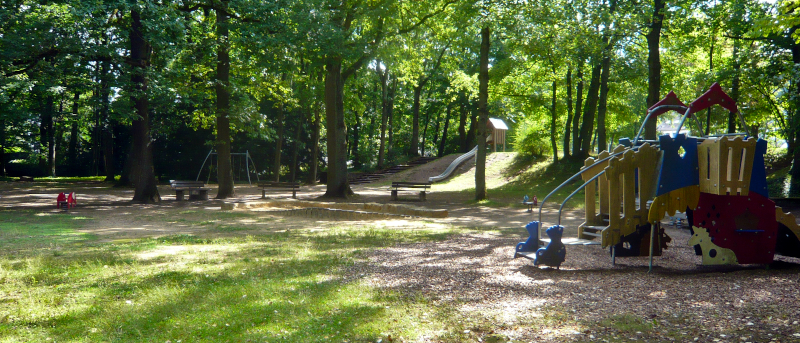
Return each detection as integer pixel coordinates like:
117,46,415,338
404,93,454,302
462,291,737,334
349,157,439,185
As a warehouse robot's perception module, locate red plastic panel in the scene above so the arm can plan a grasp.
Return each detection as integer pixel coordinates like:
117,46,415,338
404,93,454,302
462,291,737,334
692,192,778,264
688,83,739,115
648,91,689,118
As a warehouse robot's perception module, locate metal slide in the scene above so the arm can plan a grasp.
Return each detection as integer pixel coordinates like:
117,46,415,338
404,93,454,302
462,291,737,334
428,145,479,183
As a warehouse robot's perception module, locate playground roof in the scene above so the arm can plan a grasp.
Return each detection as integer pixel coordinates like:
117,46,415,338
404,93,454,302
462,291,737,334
488,118,509,131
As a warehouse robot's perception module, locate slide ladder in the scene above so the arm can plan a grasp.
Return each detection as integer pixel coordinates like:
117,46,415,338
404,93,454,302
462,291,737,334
429,145,478,183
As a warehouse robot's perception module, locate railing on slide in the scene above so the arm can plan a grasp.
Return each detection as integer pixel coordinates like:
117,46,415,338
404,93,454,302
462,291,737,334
428,145,479,183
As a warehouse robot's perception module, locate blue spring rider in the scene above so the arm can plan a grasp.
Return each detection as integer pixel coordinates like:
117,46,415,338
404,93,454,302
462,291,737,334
515,221,541,253
535,225,566,269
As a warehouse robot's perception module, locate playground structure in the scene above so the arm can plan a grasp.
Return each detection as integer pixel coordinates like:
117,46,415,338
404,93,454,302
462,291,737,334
487,118,509,152
429,118,509,183
197,150,261,185
515,83,800,268
429,145,478,183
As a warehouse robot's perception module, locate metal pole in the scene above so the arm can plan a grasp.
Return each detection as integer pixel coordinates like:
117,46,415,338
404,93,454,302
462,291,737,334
649,222,657,273
673,106,695,138
246,151,252,185
197,149,214,181
558,170,607,226
611,246,616,265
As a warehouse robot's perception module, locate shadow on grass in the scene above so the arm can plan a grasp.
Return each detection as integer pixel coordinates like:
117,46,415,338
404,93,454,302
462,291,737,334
0,226,463,342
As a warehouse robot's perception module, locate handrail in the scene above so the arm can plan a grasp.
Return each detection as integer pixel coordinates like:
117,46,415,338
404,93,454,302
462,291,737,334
558,170,607,226
535,143,660,242
429,145,478,183
536,143,651,225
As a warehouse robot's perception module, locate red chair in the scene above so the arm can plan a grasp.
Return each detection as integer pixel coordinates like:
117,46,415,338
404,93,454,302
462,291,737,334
57,193,68,209
67,192,77,208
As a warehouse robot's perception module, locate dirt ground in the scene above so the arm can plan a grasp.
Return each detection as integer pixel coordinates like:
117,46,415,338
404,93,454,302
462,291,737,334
3,160,800,342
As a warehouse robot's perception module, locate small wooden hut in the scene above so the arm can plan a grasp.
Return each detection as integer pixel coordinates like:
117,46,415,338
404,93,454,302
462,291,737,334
487,118,509,152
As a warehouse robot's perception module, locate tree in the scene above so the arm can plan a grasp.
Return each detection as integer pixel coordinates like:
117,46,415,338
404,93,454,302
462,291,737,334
475,26,490,201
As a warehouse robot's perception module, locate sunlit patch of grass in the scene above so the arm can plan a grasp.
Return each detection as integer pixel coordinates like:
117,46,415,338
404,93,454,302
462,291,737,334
0,213,473,342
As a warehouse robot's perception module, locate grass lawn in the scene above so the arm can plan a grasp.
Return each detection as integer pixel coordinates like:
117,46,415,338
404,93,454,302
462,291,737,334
0,209,510,342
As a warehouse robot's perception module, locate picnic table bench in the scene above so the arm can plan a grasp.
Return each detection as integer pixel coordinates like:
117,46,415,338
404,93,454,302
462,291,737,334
170,180,211,201
258,181,301,199
390,181,431,201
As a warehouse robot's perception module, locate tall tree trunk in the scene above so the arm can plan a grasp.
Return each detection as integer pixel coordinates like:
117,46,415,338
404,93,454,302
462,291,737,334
458,92,468,152
728,41,740,134
323,57,353,198
290,116,302,182
579,62,602,156
563,68,573,159
352,98,362,169
411,85,422,156
421,105,431,156
386,84,396,160
572,65,584,155
475,26,490,201
46,96,56,177
67,93,79,170
215,3,234,198
376,65,389,169
645,0,665,140
130,8,160,203
438,103,451,157
273,103,285,181
307,101,320,184
101,60,114,181
597,50,611,153
706,34,715,136
0,119,5,176
466,100,477,151
788,34,800,196
550,80,559,161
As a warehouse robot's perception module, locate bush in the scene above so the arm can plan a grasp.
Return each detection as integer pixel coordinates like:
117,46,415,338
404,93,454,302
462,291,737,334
512,116,549,158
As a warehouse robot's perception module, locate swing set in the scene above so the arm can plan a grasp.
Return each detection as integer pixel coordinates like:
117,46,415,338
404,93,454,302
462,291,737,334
196,150,261,185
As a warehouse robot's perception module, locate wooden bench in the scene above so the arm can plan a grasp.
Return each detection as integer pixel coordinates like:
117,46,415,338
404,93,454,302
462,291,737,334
258,181,301,199
170,180,212,201
390,182,431,201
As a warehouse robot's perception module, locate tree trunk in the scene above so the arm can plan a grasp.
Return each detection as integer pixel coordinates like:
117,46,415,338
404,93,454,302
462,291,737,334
273,102,285,181
597,50,611,153
290,115,302,182
645,0,665,140
323,57,353,198
0,119,5,176
706,34,715,136
130,8,160,203
475,26,490,201
579,62,602,156
46,96,56,177
352,101,362,169
550,80,559,161
386,83,396,160
458,92,468,152
101,60,114,181
307,101,320,184
728,41,740,134
215,4,234,198
376,65,389,169
563,68,572,159
67,93,79,170
573,65,584,155
411,85,422,156
466,100,477,151
421,105,431,156
438,103,451,157
790,39,800,196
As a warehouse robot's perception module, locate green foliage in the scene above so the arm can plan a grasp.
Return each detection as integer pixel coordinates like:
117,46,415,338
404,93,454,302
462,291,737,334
512,115,550,158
